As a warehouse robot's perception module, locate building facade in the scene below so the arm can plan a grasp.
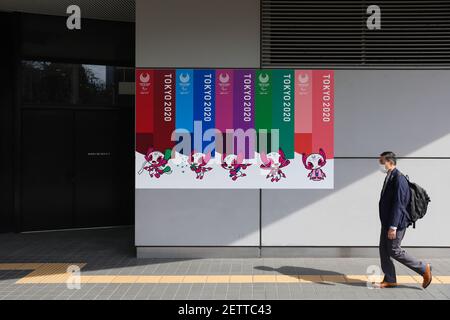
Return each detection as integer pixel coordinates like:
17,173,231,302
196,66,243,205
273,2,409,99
135,0,450,257
1,0,449,258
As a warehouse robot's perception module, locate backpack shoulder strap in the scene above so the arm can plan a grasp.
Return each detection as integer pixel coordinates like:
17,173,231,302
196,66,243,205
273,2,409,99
396,170,410,183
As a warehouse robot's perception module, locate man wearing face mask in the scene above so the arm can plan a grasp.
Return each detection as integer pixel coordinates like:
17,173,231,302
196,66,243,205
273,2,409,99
377,151,432,289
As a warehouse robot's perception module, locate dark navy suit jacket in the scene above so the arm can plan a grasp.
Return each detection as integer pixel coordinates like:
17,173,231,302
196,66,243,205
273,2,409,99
379,168,411,230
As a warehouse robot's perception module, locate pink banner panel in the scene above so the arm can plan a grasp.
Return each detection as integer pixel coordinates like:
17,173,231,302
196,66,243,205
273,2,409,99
294,70,313,155
312,70,334,158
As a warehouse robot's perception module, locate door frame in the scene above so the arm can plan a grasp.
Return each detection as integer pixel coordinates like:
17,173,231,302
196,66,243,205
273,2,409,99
11,12,136,233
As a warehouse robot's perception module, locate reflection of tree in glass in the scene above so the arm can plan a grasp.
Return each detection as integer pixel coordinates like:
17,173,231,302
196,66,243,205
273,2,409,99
21,61,117,105
79,65,113,104
22,61,73,104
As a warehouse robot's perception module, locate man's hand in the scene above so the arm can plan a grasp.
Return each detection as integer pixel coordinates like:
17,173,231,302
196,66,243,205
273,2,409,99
388,228,397,240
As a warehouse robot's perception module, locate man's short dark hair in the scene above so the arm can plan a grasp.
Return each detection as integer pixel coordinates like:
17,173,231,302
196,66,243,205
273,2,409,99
380,151,397,165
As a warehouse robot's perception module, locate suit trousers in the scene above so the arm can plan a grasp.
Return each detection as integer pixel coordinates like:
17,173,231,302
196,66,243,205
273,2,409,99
379,227,426,283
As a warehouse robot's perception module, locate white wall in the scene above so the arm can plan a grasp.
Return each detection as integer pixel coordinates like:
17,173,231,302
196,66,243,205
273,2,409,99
136,0,261,247
136,0,260,68
135,189,259,246
263,159,450,247
334,70,450,157
136,0,450,250
262,70,450,247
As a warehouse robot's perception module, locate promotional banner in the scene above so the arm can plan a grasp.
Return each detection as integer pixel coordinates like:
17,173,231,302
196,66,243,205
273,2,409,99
175,69,193,155
136,70,154,155
194,69,216,156
295,70,313,156
215,70,234,155
233,70,255,159
272,69,295,159
136,69,334,189
255,70,272,154
153,70,176,152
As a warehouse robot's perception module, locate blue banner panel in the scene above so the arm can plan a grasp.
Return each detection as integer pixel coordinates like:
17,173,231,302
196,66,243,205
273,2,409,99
194,69,216,156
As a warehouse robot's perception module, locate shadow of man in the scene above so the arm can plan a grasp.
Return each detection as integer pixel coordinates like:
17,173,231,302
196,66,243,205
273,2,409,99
255,265,421,290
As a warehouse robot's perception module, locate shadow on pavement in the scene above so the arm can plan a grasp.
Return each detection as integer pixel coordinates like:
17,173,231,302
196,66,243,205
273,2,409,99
255,265,423,290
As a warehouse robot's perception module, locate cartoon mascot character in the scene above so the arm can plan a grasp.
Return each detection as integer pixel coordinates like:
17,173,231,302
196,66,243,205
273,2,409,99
221,153,251,181
302,148,327,181
188,151,213,180
138,148,172,178
260,149,291,182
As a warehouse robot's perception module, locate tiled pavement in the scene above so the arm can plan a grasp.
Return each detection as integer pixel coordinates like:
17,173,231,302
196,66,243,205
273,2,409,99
1,227,450,300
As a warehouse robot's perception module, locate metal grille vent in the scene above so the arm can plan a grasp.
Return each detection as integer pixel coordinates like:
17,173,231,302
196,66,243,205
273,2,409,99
262,0,450,67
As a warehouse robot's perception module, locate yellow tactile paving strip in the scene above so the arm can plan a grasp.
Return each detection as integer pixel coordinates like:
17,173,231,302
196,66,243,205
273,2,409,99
13,263,87,284
0,263,448,285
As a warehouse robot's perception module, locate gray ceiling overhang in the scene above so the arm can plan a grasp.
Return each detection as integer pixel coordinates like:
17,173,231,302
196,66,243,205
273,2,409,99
0,0,135,22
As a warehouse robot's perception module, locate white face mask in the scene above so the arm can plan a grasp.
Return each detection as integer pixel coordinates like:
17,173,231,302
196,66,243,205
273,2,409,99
379,164,388,174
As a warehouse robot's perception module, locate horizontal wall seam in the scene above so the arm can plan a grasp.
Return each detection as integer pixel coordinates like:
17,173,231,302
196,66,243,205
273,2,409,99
135,246,450,248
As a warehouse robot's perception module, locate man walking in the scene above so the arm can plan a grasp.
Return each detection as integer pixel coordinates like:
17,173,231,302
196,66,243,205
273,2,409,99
378,151,432,288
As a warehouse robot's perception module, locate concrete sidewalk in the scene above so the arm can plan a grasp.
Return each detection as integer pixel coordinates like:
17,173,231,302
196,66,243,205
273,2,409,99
0,227,449,300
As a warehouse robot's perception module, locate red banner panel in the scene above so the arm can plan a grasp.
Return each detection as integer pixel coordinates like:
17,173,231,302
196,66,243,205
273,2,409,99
136,69,154,155
153,70,176,152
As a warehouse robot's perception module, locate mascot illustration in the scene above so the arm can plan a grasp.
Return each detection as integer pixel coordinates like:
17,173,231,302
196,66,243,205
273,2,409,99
188,151,213,180
221,153,251,181
138,148,172,178
302,148,327,181
260,149,291,182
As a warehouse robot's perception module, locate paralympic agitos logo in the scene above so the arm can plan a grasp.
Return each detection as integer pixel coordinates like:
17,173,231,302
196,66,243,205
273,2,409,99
178,73,191,94
218,73,231,94
138,72,151,94
257,73,270,93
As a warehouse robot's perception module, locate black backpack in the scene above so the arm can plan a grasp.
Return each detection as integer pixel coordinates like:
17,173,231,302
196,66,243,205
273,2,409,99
401,174,431,228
